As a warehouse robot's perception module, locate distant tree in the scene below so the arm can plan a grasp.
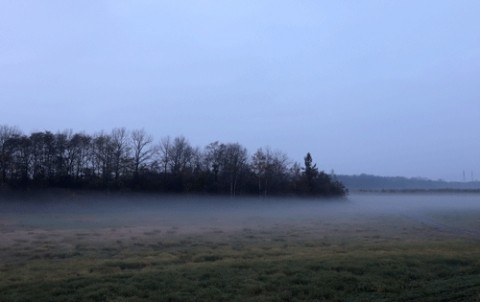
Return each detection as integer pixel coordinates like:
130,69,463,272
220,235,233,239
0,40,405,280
183,146,204,192
92,132,114,185
110,128,131,186
42,131,56,182
53,132,67,180
300,152,347,196
69,132,91,182
168,136,194,175
328,170,348,195
204,141,225,192
251,148,267,195
251,147,290,196
165,136,194,191
303,152,319,194
158,136,171,179
0,125,21,184
29,132,48,185
62,130,81,182
8,135,32,185
0,124,347,197
130,129,155,180
222,143,247,196
288,161,302,193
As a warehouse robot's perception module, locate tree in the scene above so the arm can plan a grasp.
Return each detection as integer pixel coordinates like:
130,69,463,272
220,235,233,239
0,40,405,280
300,152,347,196
303,152,319,194
0,124,347,196
168,136,194,175
204,141,225,192
8,135,32,184
222,143,247,196
29,132,48,184
0,125,21,184
69,132,91,182
92,132,114,185
110,128,131,185
158,136,171,179
61,130,79,181
251,148,267,195
160,136,195,191
251,147,290,196
130,129,155,179
41,131,56,182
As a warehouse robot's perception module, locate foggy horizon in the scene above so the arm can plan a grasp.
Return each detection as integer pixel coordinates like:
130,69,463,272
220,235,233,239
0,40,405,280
2,1,480,181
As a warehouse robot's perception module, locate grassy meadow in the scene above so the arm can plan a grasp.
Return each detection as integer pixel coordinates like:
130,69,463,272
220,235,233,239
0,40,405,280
1,193,480,301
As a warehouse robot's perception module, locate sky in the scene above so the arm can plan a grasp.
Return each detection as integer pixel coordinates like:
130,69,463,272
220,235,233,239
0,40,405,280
1,1,479,181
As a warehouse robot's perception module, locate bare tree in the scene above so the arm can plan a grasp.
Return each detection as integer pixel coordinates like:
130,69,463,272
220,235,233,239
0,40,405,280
158,136,171,178
9,135,31,183
111,128,131,184
251,147,269,196
204,141,225,185
0,125,21,184
0,124,347,196
130,129,155,178
61,130,76,178
92,132,114,183
30,132,48,183
69,132,91,181
222,143,247,196
168,136,193,175
251,147,290,196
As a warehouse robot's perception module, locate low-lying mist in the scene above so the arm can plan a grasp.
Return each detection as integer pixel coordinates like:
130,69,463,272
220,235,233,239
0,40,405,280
1,192,479,236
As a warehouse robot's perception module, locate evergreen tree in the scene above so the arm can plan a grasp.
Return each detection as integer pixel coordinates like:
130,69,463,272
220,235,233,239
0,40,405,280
303,152,318,194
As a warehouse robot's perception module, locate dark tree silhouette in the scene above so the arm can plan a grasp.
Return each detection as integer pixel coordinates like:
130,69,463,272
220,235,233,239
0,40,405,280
222,143,247,196
303,152,319,194
252,147,290,197
300,152,347,196
0,125,347,197
131,129,155,181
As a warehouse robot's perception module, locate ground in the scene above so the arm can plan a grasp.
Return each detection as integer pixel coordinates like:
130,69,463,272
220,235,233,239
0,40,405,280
0,193,479,301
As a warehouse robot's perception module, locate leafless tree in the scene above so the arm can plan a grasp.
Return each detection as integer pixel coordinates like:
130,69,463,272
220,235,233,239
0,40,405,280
0,125,21,183
158,136,171,178
168,136,194,175
131,129,155,178
251,147,290,196
204,141,225,183
222,143,247,196
92,131,114,182
111,128,131,184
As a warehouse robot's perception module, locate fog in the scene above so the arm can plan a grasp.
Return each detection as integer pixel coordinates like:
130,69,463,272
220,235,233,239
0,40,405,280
1,192,479,238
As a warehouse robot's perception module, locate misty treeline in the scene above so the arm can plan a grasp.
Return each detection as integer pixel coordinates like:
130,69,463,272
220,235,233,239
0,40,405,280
0,125,346,197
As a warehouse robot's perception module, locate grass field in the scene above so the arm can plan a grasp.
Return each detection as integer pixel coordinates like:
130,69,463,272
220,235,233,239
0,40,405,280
1,193,480,301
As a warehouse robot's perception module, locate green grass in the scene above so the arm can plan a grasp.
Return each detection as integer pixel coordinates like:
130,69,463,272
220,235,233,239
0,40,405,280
1,215,480,301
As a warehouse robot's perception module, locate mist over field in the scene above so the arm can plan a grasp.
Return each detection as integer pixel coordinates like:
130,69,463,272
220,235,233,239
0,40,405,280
1,192,479,236
2,192,480,301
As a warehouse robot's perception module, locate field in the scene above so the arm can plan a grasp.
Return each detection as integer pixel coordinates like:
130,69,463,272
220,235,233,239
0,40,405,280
1,192,480,301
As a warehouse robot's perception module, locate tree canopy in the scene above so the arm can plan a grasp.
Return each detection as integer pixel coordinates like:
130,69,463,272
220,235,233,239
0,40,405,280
0,125,347,197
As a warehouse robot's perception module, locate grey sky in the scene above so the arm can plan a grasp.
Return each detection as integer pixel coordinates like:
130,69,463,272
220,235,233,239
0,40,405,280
1,1,479,181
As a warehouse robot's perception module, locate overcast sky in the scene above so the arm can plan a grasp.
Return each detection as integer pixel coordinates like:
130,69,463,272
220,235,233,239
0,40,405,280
1,1,479,181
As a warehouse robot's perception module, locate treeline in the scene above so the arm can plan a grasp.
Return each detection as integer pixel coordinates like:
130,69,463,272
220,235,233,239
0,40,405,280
0,125,346,197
